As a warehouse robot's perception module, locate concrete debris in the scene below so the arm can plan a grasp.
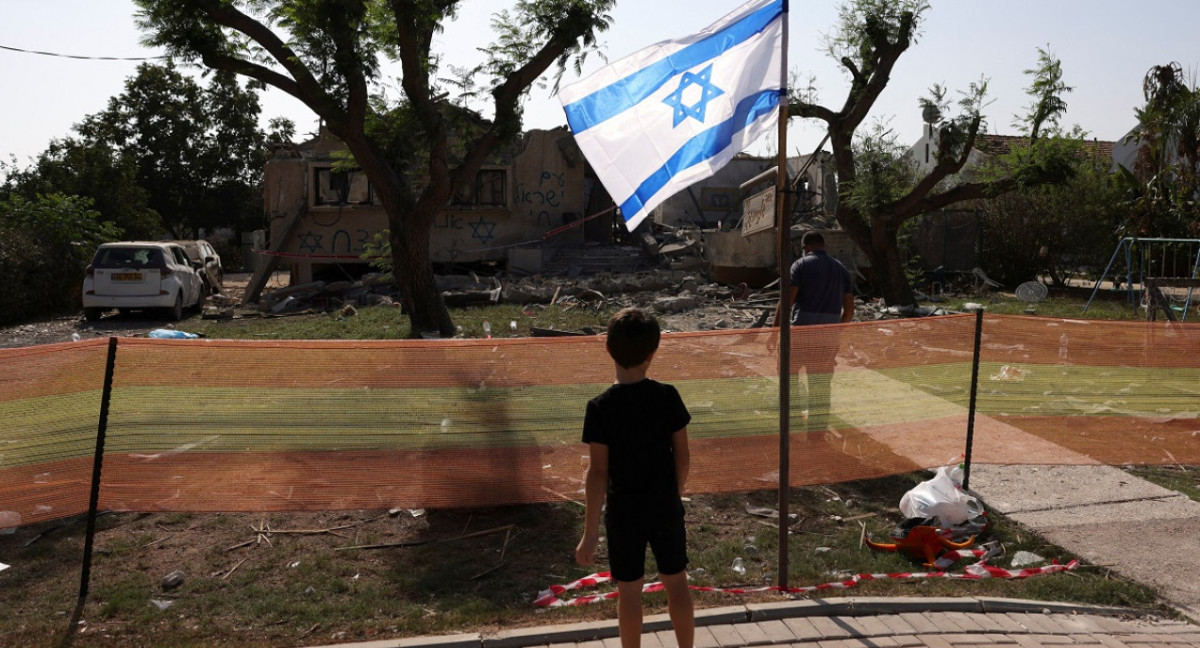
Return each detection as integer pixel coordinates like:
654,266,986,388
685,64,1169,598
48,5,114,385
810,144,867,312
245,242,971,332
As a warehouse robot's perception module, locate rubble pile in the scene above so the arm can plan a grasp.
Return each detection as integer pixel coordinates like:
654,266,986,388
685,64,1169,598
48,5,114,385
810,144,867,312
246,262,959,335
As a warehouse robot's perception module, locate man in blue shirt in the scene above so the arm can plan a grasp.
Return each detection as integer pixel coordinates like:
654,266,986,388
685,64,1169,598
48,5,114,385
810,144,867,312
777,231,854,431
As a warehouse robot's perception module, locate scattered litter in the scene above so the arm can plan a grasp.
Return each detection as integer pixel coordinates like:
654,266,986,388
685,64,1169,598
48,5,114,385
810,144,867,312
150,599,174,611
0,510,20,534
289,561,301,568
0,562,9,572
161,570,185,590
898,465,983,527
1010,551,1045,567
814,546,832,553
744,504,796,520
148,329,199,339
990,364,1025,381
730,557,746,575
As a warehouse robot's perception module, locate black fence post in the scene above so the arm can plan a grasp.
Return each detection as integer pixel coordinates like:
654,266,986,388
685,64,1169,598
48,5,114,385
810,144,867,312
79,337,118,598
963,308,984,491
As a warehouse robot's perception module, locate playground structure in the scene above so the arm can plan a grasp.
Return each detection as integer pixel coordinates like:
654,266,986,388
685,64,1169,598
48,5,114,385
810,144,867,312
1086,237,1200,321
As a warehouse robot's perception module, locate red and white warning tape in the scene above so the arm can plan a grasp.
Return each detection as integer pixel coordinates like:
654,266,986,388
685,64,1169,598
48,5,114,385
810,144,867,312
533,549,1079,608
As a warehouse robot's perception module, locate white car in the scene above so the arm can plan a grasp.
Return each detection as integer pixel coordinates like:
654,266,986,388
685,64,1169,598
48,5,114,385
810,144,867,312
82,241,206,321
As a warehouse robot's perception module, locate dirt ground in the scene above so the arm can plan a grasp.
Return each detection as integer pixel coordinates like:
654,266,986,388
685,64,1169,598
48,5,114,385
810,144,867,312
0,270,761,348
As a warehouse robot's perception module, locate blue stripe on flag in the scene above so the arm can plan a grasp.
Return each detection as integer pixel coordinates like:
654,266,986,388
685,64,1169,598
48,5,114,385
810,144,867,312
619,89,780,223
563,0,782,134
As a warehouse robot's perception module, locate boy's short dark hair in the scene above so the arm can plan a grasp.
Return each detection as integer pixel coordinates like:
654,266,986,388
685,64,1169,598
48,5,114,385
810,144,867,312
801,231,825,247
605,307,661,368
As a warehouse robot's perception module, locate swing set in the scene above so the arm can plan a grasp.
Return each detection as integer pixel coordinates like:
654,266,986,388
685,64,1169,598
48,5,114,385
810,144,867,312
1085,237,1200,321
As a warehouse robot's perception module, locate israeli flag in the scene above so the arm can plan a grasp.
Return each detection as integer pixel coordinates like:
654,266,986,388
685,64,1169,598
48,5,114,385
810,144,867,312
558,0,784,232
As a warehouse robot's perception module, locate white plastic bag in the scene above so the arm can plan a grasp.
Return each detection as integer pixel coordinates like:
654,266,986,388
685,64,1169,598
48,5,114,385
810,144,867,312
898,466,983,527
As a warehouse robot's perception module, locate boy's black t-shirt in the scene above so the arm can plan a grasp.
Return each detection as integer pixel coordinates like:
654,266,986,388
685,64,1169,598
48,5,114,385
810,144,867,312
582,378,691,508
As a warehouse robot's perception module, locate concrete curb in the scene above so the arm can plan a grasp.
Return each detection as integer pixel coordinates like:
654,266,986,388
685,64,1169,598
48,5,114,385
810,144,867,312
302,597,1152,648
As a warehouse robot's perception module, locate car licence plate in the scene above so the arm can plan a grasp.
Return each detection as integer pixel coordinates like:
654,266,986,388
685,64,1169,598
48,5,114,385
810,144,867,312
112,273,143,281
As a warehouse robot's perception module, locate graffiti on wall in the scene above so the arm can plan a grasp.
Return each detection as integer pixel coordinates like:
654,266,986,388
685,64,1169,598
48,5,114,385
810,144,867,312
516,171,567,227
296,228,372,256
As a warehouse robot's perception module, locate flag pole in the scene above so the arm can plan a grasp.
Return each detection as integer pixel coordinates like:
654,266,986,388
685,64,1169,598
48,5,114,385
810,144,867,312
775,0,792,590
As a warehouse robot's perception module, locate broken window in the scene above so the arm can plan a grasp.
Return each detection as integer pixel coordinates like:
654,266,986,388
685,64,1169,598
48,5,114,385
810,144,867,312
452,168,507,207
314,167,374,206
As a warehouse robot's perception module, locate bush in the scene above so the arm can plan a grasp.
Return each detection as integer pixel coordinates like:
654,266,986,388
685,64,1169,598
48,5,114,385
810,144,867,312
0,194,120,325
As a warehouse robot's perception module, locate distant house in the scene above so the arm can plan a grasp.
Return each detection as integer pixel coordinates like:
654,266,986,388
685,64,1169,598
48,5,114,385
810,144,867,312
651,151,837,229
908,128,1116,177
259,127,603,284
903,128,1117,275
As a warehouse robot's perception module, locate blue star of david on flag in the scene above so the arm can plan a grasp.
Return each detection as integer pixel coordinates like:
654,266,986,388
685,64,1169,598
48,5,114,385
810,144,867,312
558,0,783,232
663,64,725,127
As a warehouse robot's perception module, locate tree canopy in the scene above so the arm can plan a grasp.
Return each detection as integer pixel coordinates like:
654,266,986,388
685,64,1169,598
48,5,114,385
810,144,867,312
791,0,1079,305
2,62,266,240
134,0,614,336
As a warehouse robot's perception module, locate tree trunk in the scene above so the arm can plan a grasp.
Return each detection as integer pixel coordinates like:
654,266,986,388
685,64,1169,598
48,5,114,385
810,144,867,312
866,219,915,307
389,219,454,337
839,210,917,307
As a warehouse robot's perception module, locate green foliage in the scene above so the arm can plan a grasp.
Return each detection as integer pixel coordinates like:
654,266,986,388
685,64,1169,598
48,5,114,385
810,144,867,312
0,194,121,324
75,62,266,237
977,136,1120,286
1,138,162,240
1013,45,1073,140
844,120,916,222
827,0,930,72
1120,62,1200,238
135,0,617,337
2,62,266,240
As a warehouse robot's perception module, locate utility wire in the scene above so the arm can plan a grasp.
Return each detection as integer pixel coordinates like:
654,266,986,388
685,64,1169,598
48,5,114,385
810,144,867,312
0,43,163,61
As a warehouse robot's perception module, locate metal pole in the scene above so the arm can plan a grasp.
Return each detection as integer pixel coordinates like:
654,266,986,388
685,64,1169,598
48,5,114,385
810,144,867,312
775,0,791,590
79,337,119,599
962,309,984,491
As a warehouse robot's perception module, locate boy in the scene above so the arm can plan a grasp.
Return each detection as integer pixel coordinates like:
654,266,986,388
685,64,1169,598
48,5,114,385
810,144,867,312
576,307,694,648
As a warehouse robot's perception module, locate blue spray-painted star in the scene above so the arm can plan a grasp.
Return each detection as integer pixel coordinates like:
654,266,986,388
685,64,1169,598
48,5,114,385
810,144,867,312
662,63,725,127
298,230,324,253
469,216,496,244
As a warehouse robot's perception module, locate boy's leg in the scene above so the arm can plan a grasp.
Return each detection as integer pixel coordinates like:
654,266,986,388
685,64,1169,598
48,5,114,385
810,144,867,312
616,578,644,648
659,570,694,648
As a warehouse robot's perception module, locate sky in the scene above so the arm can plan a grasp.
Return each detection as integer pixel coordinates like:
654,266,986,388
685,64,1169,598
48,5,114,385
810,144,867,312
3,0,1199,167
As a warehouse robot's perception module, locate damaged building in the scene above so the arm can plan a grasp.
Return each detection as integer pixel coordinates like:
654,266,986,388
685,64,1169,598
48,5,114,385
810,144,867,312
256,127,613,287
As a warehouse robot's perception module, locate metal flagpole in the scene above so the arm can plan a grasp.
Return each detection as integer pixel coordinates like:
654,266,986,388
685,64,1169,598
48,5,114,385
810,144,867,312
775,0,792,589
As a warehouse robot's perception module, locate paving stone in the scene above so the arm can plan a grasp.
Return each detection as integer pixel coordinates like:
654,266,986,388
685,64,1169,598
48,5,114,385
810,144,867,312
943,612,990,632
1089,634,1133,648
958,613,1016,633
782,617,825,641
923,612,967,633
641,631,667,648
897,613,942,634
732,620,772,646
710,624,748,647
876,615,921,636
695,626,721,648
913,635,955,648
756,619,798,644
845,616,892,638
808,616,854,640
814,639,872,648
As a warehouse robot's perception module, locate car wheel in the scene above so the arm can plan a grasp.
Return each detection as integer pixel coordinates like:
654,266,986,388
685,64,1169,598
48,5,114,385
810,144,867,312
168,293,184,321
84,308,103,322
194,285,208,312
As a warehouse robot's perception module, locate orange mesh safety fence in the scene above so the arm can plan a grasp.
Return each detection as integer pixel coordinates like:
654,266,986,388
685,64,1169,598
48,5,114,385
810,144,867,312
1,314,1198,528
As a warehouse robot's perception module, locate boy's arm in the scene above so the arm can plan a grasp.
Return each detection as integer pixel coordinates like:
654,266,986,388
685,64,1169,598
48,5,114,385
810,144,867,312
672,427,690,495
575,442,609,566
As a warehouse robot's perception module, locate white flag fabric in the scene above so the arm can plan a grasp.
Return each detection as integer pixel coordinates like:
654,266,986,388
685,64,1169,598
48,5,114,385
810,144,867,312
558,0,784,232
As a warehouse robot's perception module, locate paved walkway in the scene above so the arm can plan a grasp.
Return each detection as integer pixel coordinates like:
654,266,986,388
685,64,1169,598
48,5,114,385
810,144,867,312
309,597,1199,648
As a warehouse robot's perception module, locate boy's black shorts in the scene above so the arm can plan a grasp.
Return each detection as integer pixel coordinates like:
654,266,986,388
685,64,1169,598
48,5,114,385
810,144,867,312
604,498,688,582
